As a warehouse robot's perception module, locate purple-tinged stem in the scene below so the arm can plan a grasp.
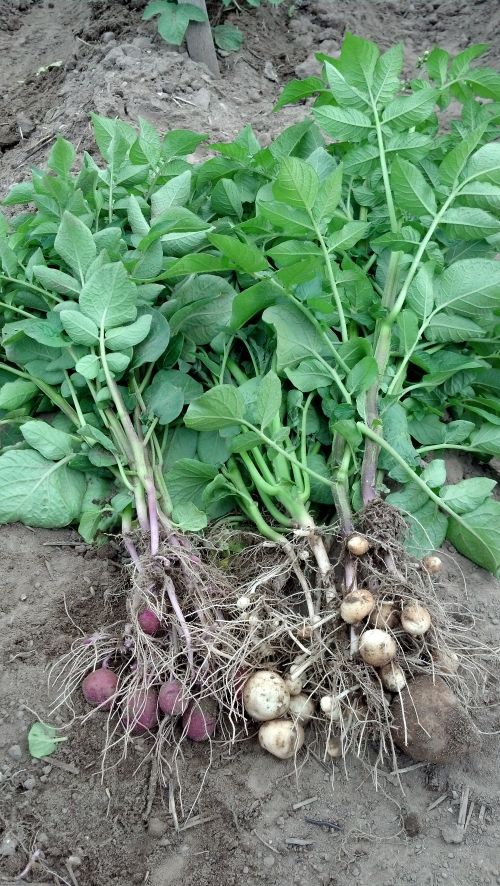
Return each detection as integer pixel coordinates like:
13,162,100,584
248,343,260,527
134,480,150,533
162,571,194,672
360,388,379,504
123,536,141,570
146,480,159,556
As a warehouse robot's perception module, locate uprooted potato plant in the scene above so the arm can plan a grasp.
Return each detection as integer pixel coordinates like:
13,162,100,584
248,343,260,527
1,34,500,793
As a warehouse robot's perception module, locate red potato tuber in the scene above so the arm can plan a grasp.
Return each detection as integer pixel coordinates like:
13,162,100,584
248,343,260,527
137,609,161,636
124,688,158,734
183,699,217,741
158,679,187,716
82,669,118,710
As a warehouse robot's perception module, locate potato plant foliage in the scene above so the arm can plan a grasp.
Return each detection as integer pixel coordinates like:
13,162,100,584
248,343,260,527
1,35,500,574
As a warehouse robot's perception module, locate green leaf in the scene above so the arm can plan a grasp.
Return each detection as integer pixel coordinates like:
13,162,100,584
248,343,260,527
438,125,487,187
184,385,245,431
0,450,85,528
155,370,202,403
447,500,500,573
425,313,486,343
382,88,437,128
144,372,185,425
391,157,436,216
386,481,429,514
151,171,191,218
169,274,235,344
421,459,446,488
329,221,368,252
32,265,80,297
440,477,496,515
465,143,500,186
106,352,130,374
253,371,281,429
208,234,269,273
105,314,152,351
263,303,333,372
213,24,243,52
267,240,321,266
406,264,434,318
379,403,420,482
47,137,76,177
372,43,403,103
20,420,74,459
28,722,66,759
285,358,333,392
163,427,198,471
307,452,334,504
152,2,207,44
163,129,208,159
75,354,100,379
0,379,37,410
440,207,500,241
404,499,448,558
426,47,449,85
79,262,137,329
132,309,171,368
172,502,208,532
60,310,99,345
54,211,96,282
211,178,243,219
230,278,286,329
273,157,320,210
346,356,378,395
397,309,419,353
166,458,217,511
313,164,343,221
274,76,324,112
469,424,500,456
435,258,500,316
313,106,373,142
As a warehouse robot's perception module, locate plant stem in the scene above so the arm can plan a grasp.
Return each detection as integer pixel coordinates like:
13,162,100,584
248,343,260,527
0,361,79,425
0,274,61,303
311,217,348,342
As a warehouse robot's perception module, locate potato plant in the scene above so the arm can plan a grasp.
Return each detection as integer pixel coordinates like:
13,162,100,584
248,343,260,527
1,35,499,771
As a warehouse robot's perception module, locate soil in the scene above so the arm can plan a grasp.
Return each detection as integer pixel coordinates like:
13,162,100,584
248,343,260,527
1,1,500,885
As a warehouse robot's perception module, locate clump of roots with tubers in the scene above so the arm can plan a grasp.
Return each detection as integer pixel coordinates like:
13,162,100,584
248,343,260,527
2,33,500,794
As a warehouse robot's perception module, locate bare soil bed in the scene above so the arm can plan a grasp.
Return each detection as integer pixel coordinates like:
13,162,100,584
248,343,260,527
1,2,500,885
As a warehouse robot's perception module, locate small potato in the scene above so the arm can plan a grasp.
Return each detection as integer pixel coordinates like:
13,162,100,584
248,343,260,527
243,670,290,722
347,535,370,556
422,555,442,575
369,601,398,630
325,735,343,758
82,669,118,710
183,699,217,742
359,629,397,667
138,609,161,636
284,673,303,697
431,648,459,675
320,695,341,721
340,589,375,624
401,602,431,637
380,662,406,693
288,693,315,725
124,688,158,734
391,676,481,763
258,719,305,759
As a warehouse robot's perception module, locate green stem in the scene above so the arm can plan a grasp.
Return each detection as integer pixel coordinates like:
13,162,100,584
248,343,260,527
226,459,285,544
0,361,79,426
63,371,86,428
240,451,280,497
311,218,348,342
357,422,480,532
371,98,398,233
0,300,34,318
281,289,351,375
0,275,60,303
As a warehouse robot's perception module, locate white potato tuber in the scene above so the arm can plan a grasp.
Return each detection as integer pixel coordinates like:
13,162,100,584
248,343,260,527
347,534,370,556
242,670,290,722
288,693,315,725
319,695,341,721
258,719,305,759
340,589,375,624
431,648,459,674
379,661,407,693
401,602,431,636
325,735,343,758
236,595,252,610
359,629,397,667
422,555,442,575
369,600,398,630
284,673,303,696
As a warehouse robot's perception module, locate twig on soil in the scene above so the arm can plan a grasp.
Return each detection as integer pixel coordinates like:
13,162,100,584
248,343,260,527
458,787,470,827
253,831,279,853
143,758,158,822
178,815,216,832
427,793,448,812
40,757,79,775
292,796,318,810
305,817,343,831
